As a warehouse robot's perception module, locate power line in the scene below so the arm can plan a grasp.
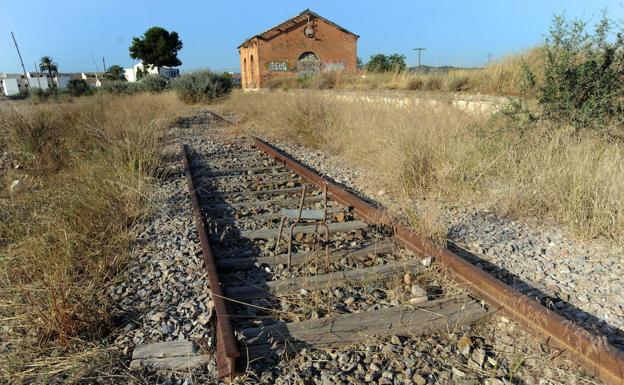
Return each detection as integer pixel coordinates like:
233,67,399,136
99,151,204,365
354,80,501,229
413,47,426,67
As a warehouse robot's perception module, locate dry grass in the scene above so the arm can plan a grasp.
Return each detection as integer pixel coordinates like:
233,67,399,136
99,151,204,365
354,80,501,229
0,92,185,382
265,48,544,96
220,90,624,244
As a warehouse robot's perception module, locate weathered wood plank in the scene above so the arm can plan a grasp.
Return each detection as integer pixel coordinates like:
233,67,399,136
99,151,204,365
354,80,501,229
241,298,488,350
207,170,293,181
202,194,324,211
205,165,285,177
132,340,196,359
202,177,301,192
208,206,344,226
240,220,368,240
226,259,423,299
217,240,395,271
130,340,210,370
130,355,211,370
201,186,304,200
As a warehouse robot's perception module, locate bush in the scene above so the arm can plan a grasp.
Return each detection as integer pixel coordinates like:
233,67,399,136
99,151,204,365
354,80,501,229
101,80,140,95
538,13,624,134
366,53,407,73
140,74,170,93
172,70,232,104
67,79,91,96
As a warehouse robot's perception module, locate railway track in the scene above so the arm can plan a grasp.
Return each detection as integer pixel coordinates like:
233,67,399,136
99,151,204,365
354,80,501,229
134,111,623,385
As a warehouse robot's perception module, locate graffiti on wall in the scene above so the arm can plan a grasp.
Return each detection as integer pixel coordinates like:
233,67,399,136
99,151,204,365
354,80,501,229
267,61,289,72
323,61,346,72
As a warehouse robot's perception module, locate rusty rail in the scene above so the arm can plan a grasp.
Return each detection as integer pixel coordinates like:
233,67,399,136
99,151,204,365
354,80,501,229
180,143,239,378
253,136,624,385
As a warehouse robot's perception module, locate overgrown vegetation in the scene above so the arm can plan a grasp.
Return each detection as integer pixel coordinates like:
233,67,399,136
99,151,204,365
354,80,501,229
366,53,407,73
67,79,92,96
140,74,170,93
536,13,623,136
172,70,233,104
222,89,624,244
0,93,185,382
263,48,544,95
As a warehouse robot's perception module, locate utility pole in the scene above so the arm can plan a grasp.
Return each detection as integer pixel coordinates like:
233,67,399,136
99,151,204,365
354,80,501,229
33,62,42,89
413,47,426,68
102,57,107,76
11,32,31,89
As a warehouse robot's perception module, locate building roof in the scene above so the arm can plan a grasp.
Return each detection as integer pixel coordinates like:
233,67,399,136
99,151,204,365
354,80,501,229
238,9,359,48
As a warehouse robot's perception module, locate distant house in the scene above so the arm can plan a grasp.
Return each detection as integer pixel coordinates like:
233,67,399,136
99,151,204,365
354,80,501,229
1,72,72,96
227,72,242,87
124,63,180,82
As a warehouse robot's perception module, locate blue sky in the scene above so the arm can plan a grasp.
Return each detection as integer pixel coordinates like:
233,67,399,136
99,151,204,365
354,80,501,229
1,1,622,73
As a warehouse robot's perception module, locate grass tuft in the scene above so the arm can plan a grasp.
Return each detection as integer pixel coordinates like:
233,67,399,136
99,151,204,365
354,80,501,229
0,92,185,382
221,90,624,244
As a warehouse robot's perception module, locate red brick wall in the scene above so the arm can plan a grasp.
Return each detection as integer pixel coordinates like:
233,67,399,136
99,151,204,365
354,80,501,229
239,17,357,88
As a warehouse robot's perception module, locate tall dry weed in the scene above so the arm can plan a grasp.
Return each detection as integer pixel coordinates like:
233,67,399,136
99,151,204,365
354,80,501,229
222,90,624,243
0,92,185,382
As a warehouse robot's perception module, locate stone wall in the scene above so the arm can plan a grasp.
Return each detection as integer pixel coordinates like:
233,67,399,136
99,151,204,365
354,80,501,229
321,90,512,115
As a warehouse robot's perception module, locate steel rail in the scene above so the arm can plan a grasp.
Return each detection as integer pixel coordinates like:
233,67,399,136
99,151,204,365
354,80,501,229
252,136,624,385
180,143,239,378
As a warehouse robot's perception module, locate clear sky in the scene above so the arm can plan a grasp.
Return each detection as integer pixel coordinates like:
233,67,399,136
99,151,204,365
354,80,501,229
1,1,622,73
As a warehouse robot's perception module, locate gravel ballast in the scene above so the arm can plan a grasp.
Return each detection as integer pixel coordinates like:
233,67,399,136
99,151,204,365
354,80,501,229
108,112,615,384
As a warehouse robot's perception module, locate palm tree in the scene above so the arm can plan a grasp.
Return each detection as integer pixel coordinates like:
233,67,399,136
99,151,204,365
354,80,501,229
106,65,127,81
39,56,58,88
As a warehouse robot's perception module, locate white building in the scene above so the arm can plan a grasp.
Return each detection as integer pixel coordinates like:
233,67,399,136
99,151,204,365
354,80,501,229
1,73,30,96
124,63,180,82
1,72,71,96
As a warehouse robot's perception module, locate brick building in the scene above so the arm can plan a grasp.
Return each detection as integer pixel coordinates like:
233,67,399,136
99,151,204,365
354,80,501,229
238,9,359,89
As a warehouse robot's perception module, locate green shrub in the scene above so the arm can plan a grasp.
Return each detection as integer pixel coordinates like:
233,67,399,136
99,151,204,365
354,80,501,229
101,80,140,95
366,53,407,73
30,88,59,103
538,13,624,134
67,79,91,97
172,70,232,104
140,75,170,93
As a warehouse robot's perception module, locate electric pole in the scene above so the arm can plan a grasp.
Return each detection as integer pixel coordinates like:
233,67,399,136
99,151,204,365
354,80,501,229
102,57,107,76
11,32,31,89
413,47,426,68
33,62,42,88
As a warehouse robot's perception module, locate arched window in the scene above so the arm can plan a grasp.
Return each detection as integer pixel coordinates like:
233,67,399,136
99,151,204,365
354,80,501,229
297,52,320,75
243,57,247,87
250,55,255,87
298,52,318,61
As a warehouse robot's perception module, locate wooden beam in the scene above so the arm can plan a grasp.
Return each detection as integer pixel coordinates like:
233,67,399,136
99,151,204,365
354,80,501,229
208,206,344,226
130,340,210,370
217,240,395,271
225,259,424,299
207,171,293,181
205,165,286,177
202,194,324,211
240,220,368,240
240,298,489,352
201,186,304,200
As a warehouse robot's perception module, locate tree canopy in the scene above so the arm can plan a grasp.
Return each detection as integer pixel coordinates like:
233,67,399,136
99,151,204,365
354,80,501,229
366,53,407,73
129,27,183,68
106,65,126,81
39,56,59,88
